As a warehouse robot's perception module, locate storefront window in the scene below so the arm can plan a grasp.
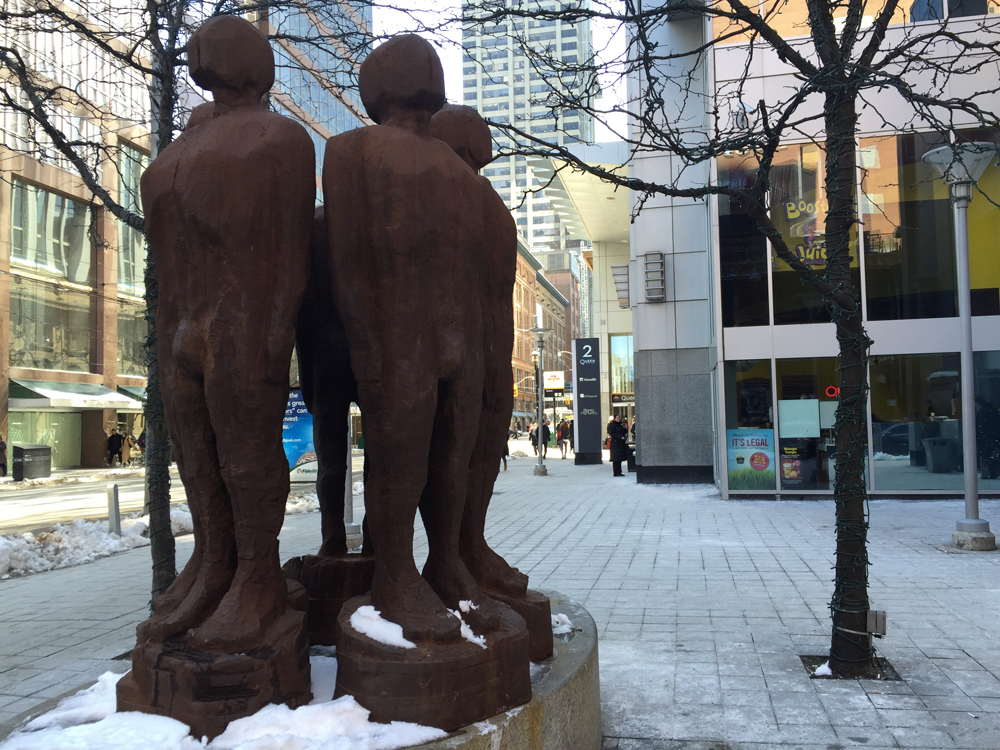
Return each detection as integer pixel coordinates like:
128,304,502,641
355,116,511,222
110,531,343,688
117,299,146,377
9,276,93,372
610,334,634,420
870,352,964,490
117,146,148,296
770,144,860,325
7,411,83,469
724,360,776,491
862,133,959,320
718,153,769,327
775,357,842,490
10,180,92,285
974,351,1000,491
962,131,1000,316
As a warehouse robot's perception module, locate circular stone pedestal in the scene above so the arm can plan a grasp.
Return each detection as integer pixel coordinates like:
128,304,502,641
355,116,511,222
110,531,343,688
410,590,601,750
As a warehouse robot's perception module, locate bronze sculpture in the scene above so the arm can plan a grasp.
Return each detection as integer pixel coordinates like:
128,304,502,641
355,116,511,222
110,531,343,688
430,104,553,661
117,16,315,737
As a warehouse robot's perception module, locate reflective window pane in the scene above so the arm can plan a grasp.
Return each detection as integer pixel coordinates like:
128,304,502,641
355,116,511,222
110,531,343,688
10,180,91,285
724,360,776,491
870,353,965,490
8,276,94,372
117,299,146,377
775,357,841,490
862,133,958,320
718,153,769,327
770,144,860,325
117,146,148,296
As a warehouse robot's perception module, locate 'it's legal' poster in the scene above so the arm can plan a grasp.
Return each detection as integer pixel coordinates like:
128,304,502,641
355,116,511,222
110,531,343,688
726,429,775,490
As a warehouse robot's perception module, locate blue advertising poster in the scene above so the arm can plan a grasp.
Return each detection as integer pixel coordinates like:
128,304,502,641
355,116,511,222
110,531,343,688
726,429,776,490
283,389,317,483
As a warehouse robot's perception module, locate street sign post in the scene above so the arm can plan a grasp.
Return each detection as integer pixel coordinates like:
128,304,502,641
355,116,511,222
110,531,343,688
572,338,602,464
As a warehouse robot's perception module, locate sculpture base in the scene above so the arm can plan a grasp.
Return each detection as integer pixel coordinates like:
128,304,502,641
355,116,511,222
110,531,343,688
490,588,553,661
335,593,531,731
411,590,601,750
116,600,311,740
282,553,375,645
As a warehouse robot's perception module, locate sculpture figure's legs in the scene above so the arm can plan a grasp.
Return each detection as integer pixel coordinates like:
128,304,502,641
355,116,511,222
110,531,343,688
357,375,460,643
190,380,290,651
461,400,529,598
311,373,353,558
139,353,236,642
419,363,503,630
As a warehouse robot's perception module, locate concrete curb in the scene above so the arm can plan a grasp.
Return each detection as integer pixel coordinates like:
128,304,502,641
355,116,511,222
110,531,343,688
411,590,601,750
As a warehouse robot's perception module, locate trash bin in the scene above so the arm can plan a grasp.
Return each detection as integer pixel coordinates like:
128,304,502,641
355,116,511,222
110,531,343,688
12,445,52,481
922,438,954,473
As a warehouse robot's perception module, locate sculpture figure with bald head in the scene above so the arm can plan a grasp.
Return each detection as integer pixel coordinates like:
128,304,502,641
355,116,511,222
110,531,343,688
131,15,315,652
430,104,553,661
320,36,509,643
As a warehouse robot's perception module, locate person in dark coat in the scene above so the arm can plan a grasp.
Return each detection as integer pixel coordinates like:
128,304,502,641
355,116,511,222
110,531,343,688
538,420,550,458
0,435,6,477
607,414,629,477
975,396,1000,479
107,429,125,468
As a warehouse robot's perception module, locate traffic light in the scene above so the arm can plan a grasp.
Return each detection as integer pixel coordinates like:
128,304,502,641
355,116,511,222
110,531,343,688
513,383,519,398
564,395,571,406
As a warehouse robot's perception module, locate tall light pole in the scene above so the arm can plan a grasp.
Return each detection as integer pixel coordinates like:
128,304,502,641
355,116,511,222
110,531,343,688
923,143,997,551
530,325,551,476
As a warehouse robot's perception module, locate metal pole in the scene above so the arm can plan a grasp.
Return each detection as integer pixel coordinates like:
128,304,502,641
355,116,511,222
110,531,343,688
952,187,988,534
535,337,547,476
345,412,360,543
107,484,121,536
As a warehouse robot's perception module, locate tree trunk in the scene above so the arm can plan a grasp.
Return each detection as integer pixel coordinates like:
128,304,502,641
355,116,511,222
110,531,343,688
145,46,177,606
823,89,877,677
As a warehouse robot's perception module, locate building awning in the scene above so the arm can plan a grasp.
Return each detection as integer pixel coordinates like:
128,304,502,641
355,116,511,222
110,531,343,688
9,380,143,411
513,411,535,418
118,385,147,401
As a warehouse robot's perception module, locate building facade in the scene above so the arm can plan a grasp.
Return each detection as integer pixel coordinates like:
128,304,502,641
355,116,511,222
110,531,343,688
626,7,1000,494
0,8,370,468
461,0,596,254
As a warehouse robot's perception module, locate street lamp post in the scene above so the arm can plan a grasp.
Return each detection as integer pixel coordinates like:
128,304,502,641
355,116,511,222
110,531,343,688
530,325,551,476
923,143,997,551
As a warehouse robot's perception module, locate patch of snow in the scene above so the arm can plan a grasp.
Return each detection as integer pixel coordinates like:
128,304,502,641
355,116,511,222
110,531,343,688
447,609,487,649
286,492,320,515
529,662,546,682
0,516,151,577
510,450,529,458
308,654,338,705
551,614,573,635
349,605,416,649
458,600,478,614
813,661,833,677
873,452,909,461
1,662,446,750
352,481,364,495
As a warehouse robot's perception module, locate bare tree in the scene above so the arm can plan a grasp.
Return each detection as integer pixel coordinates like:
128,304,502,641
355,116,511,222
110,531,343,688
458,0,1000,677
0,0,371,605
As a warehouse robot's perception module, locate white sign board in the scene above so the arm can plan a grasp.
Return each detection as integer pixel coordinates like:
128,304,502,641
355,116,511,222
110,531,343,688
543,371,565,390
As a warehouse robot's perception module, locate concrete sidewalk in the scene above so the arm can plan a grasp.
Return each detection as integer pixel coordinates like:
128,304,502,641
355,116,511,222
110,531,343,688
1,454,999,748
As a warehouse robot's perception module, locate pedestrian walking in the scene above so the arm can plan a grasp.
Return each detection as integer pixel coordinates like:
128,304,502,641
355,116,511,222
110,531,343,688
121,432,136,467
137,430,147,465
538,419,551,458
0,434,6,477
529,421,538,455
107,428,125,468
501,438,509,471
607,414,629,477
557,419,570,459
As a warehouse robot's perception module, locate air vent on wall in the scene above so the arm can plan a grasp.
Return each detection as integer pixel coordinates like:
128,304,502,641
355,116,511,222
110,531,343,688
610,264,630,309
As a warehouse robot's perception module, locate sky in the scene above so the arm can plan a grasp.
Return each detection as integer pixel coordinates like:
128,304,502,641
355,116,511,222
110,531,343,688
371,1,627,142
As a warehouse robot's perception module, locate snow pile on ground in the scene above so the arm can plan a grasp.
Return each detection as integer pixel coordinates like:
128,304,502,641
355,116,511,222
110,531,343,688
350,605,416,649
873,453,909,461
551,614,574,635
0,517,150,578
0,656,445,750
133,504,194,537
286,492,320,514
510,450,530,458
813,661,833,677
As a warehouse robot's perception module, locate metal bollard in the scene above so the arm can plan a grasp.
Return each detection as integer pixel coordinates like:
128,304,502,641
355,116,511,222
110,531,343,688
107,483,121,536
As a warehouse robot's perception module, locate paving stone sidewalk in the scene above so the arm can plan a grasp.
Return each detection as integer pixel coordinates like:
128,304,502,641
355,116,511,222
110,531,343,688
1,452,999,748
